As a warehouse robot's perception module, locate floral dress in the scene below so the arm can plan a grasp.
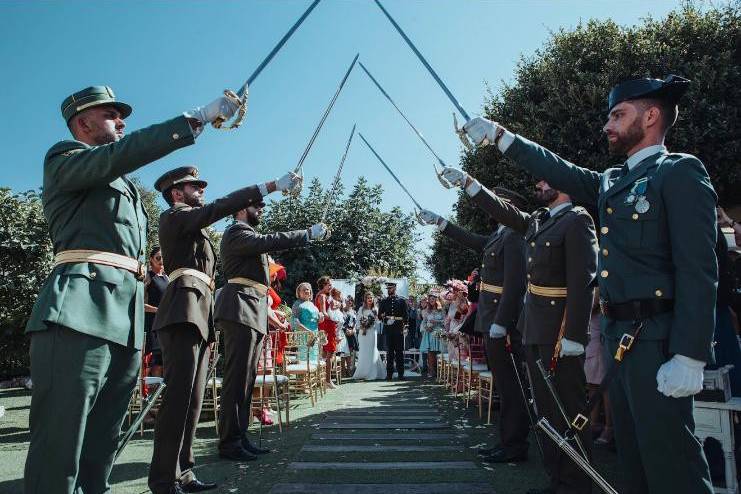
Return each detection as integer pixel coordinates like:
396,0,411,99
419,309,444,353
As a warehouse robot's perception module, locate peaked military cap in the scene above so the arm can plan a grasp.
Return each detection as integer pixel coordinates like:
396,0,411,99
61,85,132,122
154,166,208,192
494,187,527,210
608,75,690,111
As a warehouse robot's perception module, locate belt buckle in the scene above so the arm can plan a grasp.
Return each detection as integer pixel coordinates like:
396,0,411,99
571,413,589,431
136,262,146,281
614,333,635,362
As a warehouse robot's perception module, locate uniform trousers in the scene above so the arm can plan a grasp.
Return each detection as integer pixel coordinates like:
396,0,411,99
525,344,592,494
217,320,264,451
604,320,712,494
148,323,210,494
24,325,140,494
484,331,530,457
384,326,404,377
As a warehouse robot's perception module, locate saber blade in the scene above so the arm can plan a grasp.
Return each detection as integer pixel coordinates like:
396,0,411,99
374,0,470,121
294,54,359,174
358,132,422,211
320,124,356,223
238,0,322,96
115,383,166,461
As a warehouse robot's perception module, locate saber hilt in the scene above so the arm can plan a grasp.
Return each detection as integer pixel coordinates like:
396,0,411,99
212,88,249,131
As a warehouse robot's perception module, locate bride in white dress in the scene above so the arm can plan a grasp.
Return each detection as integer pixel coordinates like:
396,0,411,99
352,291,386,380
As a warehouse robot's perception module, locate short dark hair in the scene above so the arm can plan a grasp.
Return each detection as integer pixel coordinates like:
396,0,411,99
636,98,678,133
163,185,184,206
149,245,161,258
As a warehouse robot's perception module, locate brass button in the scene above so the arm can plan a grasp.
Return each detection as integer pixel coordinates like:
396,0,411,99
602,248,608,256
606,207,613,214
600,270,609,278
491,253,495,256
527,274,531,279
545,241,551,247
550,300,556,306
632,213,639,220
172,133,180,140
481,264,485,268
89,272,97,279
530,241,535,247
601,226,609,234
528,257,533,262
655,289,663,297
493,298,499,303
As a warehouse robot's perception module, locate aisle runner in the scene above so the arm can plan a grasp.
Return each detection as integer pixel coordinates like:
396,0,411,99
269,384,496,494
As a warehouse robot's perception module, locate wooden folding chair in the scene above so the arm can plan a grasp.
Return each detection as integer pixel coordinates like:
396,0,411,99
284,330,321,406
252,331,291,430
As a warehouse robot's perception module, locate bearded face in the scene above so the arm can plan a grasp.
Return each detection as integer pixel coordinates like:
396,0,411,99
535,181,559,206
604,101,647,157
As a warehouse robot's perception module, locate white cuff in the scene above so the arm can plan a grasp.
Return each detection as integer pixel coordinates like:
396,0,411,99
675,354,706,368
465,179,482,197
258,182,270,197
497,130,515,153
436,219,448,231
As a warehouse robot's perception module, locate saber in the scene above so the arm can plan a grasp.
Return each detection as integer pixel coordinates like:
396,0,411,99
538,418,619,494
358,61,453,188
507,344,545,462
373,0,473,149
535,359,589,460
358,132,423,211
115,383,166,461
289,54,359,195
213,0,323,130
320,124,356,224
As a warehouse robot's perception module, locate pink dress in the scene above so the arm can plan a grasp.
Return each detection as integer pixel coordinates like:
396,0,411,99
584,312,606,385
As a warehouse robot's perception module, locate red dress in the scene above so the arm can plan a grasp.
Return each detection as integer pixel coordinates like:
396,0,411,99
315,293,338,354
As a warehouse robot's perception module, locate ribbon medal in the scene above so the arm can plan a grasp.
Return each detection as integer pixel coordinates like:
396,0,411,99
624,177,648,206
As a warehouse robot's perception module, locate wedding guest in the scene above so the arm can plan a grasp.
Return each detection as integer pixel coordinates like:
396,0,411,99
420,294,445,378
293,282,321,362
342,297,359,375
316,276,339,389
585,289,613,447
144,246,167,379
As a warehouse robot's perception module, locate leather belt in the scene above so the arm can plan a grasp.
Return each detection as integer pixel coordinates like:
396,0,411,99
528,283,567,298
386,316,404,321
227,277,269,296
479,281,503,294
54,249,145,280
169,268,215,291
600,298,674,321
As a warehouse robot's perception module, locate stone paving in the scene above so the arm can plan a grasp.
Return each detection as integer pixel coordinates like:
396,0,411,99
0,376,626,493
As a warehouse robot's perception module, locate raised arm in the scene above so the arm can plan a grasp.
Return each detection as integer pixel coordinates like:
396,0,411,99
225,226,309,257
440,222,489,253
469,186,531,235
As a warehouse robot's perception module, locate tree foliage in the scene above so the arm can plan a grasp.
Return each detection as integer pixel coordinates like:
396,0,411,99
260,177,420,303
0,189,53,377
130,176,163,257
429,3,741,283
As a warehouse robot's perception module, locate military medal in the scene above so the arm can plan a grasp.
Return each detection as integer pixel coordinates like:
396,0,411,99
624,177,648,205
635,196,650,213
625,193,636,204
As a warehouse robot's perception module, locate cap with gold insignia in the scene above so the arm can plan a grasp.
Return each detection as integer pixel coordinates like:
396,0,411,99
154,166,208,193
608,75,690,111
61,85,132,122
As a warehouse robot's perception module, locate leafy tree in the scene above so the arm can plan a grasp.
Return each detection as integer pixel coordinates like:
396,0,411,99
130,176,163,257
0,189,53,377
429,3,740,283
260,177,420,304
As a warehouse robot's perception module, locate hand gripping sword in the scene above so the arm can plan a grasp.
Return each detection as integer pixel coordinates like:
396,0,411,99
357,132,426,221
357,61,453,189
213,0,323,130
288,53,359,197
373,0,474,151
320,124,356,224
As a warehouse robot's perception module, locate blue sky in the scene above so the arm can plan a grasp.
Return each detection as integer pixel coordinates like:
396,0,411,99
0,0,682,281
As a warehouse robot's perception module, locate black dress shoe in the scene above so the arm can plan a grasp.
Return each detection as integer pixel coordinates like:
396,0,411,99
477,444,504,456
180,479,217,492
242,438,270,455
482,449,528,463
219,447,257,462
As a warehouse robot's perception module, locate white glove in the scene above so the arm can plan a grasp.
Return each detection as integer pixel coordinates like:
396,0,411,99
186,95,240,125
489,323,507,339
463,117,499,147
440,167,470,188
656,355,705,398
385,318,394,325
559,338,585,357
417,209,442,226
308,223,329,241
274,171,302,193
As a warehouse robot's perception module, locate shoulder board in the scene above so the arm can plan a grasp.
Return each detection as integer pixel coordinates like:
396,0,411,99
45,140,88,162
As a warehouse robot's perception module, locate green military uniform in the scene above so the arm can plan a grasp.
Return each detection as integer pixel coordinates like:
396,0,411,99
470,183,597,493
438,188,530,460
24,86,195,494
148,167,264,494
215,215,309,455
501,76,715,493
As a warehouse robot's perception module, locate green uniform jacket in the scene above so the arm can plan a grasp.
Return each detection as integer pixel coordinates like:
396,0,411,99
153,186,264,341
505,135,718,362
214,221,309,334
470,187,597,346
441,223,526,333
25,116,195,349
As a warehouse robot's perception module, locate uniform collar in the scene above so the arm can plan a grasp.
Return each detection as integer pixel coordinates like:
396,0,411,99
626,144,666,170
549,201,573,217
